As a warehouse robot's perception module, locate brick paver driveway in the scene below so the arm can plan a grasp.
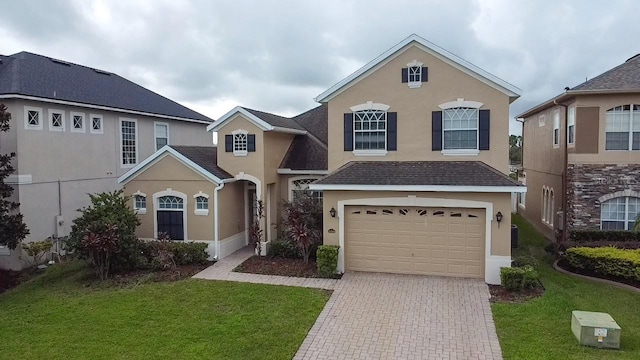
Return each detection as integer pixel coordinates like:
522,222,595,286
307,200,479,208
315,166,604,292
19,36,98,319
294,272,502,360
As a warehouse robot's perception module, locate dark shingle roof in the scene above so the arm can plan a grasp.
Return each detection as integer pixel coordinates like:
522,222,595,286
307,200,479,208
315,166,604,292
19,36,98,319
279,135,327,170
0,52,212,122
315,161,521,187
169,146,232,180
572,55,640,91
292,104,328,144
243,108,306,131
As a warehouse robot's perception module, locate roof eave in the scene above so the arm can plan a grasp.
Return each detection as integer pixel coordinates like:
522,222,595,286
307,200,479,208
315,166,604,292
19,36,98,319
277,168,329,175
308,184,526,193
206,107,306,134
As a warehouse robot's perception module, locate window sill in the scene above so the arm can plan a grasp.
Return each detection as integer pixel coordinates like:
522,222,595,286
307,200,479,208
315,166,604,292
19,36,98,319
233,151,248,157
553,144,560,149
408,82,422,89
25,125,42,130
135,209,147,215
50,127,64,132
195,210,209,216
441,149,480,156
121,163,136,169
352,150,388,157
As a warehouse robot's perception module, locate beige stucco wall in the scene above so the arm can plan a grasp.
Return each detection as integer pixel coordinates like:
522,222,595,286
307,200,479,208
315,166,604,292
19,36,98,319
122,155,217,241
321,191,512,257
263,131,295,184
216,115,265,182
218,181,246,239
326,44,511,173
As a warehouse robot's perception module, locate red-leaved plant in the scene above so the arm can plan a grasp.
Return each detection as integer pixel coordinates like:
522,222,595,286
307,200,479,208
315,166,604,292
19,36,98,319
81,223,119,280
282,196,322,263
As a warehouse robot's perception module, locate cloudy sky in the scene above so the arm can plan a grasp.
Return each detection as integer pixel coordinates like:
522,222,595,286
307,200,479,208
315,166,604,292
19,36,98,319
1,0,638,135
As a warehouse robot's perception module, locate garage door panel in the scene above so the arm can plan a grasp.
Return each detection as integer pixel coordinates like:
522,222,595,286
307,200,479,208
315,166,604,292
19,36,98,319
346,205,485,278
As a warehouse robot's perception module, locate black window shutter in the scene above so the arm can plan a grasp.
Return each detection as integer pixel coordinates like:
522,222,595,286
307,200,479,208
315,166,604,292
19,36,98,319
432,111,443,151
401,68,408,83
247,134,256,152
344,113,353,151
479,109,490,150
421,67,428,82
225,135,233,152
387,112,397,151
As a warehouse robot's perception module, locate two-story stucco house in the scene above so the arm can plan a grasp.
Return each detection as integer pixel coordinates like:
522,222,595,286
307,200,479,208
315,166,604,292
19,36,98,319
119,34,525,284
518,54,640,241
0,52,213,270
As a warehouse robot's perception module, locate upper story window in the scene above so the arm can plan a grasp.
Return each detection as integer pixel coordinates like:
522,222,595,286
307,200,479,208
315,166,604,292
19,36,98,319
401,60,428,88
90,114,103,134
601,196,640,230
553,110,560,147
49,109,65,132
225,130,255,156
344,102,396,155
605,105,640,150
24,106,43,130
443,107,478,150
567,107,575,145
71,112,85,133
120,118,137,167
155,122,169,150
538,114,545,127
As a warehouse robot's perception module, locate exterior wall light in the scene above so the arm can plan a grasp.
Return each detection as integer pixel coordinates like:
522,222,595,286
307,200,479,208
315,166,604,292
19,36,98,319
496,211,503,227
330,207,337,218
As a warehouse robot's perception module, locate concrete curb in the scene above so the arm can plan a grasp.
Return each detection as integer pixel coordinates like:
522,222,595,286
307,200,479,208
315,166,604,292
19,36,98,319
553,259,640,294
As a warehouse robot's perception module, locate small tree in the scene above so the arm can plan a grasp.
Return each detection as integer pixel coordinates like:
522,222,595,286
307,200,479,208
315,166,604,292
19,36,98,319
0,104,29,249
282,196,322,263
68,190,142,275
81,224,119,280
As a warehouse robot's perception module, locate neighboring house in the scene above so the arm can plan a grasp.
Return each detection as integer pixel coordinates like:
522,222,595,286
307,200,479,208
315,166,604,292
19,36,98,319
518,54,640,241
120,34,524,284
0,52,213,270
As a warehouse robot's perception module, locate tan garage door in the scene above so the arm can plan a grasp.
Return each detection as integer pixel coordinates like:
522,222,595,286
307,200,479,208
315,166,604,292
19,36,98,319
345,206,485,278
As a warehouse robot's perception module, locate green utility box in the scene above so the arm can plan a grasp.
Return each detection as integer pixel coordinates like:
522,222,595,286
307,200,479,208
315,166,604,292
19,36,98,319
571,311,621,349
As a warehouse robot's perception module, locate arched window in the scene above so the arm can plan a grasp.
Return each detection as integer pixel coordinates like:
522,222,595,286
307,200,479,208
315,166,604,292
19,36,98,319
289,177,323,204
601,196,640,230
605,105,640,150
158,196,183,209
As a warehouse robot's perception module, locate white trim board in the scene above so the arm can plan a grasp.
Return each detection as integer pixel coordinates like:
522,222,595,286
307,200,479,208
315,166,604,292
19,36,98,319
277,169,329,175
207,107,307,135
118,145,226,184
335,196,508,284
310,184,527,193
315,34,521,103
0,94,212,124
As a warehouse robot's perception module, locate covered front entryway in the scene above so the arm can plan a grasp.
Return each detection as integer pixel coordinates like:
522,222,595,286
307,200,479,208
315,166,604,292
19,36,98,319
345,206,485,278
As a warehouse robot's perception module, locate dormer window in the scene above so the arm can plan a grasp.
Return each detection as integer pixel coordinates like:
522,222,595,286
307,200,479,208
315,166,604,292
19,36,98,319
402,60,428,88
225,129,256,156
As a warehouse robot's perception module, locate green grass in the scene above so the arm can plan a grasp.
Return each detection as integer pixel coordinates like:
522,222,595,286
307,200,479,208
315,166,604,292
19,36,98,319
0,262,329,360
493,215,640,359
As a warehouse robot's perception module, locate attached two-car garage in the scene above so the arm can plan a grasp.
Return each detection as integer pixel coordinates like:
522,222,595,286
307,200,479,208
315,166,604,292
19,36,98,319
345,206,485,278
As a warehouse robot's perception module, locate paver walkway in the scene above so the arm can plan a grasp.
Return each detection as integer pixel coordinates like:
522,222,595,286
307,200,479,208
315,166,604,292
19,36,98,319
192,246,339,289
194,248,502,360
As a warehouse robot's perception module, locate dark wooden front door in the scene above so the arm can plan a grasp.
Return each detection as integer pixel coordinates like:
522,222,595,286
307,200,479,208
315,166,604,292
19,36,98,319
157,211,184,240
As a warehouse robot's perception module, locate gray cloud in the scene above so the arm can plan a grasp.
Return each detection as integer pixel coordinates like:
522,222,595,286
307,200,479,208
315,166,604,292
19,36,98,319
2,0,639,135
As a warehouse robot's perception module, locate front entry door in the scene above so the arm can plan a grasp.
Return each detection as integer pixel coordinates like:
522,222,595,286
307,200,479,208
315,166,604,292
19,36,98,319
157,210,184,240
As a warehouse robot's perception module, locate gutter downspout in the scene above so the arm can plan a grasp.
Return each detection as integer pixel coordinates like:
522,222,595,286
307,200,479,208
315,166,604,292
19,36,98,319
515,117,525,214
553,99,569,244
213,181,225,260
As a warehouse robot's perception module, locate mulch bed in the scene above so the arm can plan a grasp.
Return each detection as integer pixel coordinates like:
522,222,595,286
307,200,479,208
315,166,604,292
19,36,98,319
556,258,640,289
91,263,213,288
489,284,545,303
235,255,339,278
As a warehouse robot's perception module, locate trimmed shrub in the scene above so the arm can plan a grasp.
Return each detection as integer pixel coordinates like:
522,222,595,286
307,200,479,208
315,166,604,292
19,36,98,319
316,245,339,278
269,238,301,259
169,242,208,266
500,266,539,292
565,246,640,281
569,230,640,243
562,240,640,250
512,255,539,269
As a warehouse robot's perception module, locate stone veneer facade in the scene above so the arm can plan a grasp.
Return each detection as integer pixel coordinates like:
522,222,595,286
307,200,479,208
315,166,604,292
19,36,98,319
567,164,640,230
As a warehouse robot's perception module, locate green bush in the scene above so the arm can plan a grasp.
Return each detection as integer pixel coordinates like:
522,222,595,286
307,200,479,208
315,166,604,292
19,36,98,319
512,255,539,269
500,266,539,292
569,230,640,243
269,238,301,259
169,242,208,265
316,245,339,278
565,246,640,281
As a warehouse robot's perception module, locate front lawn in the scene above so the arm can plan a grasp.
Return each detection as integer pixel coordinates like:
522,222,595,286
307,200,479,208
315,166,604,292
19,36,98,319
493,215,640,359
0,261,329,360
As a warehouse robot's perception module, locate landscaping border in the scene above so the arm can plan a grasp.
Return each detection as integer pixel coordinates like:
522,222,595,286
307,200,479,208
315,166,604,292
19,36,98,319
553,259,640,294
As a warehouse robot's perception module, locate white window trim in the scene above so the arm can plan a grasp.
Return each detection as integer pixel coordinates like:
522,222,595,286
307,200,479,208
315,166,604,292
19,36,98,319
288,176,322,202
567,106,575,147
119,117,138,168
132,190,147,215
604,104,639,151
353,149,388,157
349,101,390,112
538,114,546,127
600,196,639,230
48,109,65,132
70,111,86,133
90,114,104,134
154,121,169,151
518,174,526,209
232,129,248,157
406,60,424,89
441,149,480,156
24,106,43,130
441,102,481,152
351,101,389,156
438,98,483,110
193,191,210,216
153,188,188,240
553,110,560,148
